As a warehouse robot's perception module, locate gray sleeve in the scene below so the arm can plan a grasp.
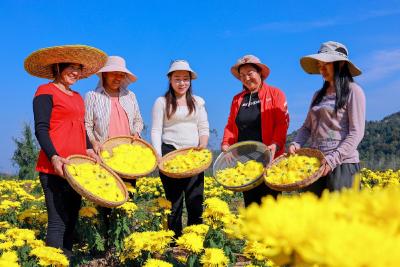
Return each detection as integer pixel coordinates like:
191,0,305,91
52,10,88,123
325,84,366,169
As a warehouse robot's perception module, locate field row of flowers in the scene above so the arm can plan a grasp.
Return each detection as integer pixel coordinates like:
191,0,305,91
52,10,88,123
0,168,399,266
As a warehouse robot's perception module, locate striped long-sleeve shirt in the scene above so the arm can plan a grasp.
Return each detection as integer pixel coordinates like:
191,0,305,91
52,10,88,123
85,86,144,143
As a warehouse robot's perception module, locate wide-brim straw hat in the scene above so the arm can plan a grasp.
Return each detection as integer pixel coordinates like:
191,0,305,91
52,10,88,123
97,56,137,83
231,54,270,81
167,60,197,79
300,41,362,77
24,45,108,79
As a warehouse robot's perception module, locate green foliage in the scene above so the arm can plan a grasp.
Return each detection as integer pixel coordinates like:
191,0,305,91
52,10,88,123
11,123,39,180
359,112,400,170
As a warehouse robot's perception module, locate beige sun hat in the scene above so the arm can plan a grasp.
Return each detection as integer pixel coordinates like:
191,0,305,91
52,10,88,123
300,41,362,76
167,60,197,79
97,56,137,83
231,54,270,81
24,45,107,79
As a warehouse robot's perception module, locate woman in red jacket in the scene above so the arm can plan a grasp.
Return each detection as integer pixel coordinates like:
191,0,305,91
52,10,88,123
25,45,107,260
222,55,289,207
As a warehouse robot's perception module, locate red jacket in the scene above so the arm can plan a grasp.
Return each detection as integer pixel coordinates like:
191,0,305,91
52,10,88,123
222,82,289,158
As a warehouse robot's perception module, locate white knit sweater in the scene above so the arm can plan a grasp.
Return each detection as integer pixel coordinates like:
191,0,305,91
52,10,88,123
151,95,210,156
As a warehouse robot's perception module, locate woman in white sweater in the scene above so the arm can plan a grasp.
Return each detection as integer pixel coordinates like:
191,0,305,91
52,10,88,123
151,60,209,238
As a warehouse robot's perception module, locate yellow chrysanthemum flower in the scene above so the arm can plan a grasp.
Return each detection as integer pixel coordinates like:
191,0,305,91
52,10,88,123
66,163,125,202
79,206,98,218
117,201,138,217
30,246,69,267
143,258,173,267
163,149,211,173
265,154,320,184
101,144,156,174
200,248,229,267
176,232,204,253
0,250,19,267
216,160,264,186
121,230,174,261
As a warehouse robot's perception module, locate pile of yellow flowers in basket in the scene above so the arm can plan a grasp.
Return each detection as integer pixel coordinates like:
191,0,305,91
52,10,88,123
265,154,320,184
101,144,156,174
215,160,264,186
66,163,125,202
162,149,212,173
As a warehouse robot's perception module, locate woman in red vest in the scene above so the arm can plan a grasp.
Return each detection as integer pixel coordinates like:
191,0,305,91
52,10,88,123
222,55,289,207
25,45,107,260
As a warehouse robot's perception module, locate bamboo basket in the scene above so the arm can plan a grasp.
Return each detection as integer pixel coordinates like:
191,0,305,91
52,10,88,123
158,147,213,179
264,148,325,191
100,135,158,179
63,155,128,208
212,141,272,192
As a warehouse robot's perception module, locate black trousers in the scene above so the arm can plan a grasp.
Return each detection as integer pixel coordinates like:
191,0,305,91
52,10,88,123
302,163,360,197
243,181,280,207
159,143,204,238
39,173,82,260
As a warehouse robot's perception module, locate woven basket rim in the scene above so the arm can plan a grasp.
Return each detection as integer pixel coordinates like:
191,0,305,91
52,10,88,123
212,142,271,191
24,45,107,79
264,148,325,191
63,154,128,207
100,135,158,179
158,147,213,179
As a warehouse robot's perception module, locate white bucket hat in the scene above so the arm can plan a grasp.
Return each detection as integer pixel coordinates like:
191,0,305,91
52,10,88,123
231,54,270,81
97,56,137,83
300,41,362,77
167,60,197,79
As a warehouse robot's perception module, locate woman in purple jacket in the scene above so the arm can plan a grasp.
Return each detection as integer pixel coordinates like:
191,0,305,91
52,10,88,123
289,41,366,196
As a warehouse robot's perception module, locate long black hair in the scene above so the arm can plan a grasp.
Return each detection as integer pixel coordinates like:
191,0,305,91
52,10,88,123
311,61,354,112
164,72,196,120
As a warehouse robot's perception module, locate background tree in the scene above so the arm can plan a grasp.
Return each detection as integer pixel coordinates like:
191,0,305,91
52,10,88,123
12,122,39,180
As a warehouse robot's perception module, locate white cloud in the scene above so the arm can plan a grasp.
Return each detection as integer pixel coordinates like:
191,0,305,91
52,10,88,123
359,49,400,84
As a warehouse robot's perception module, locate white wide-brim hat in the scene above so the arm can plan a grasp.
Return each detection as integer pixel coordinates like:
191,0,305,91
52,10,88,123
24,45,108,79
97,56,137,83
300,41,362,77
231,54,270,81
167,60,197,79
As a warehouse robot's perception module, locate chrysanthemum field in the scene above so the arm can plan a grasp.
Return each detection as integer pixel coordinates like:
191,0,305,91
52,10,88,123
1,168,399,267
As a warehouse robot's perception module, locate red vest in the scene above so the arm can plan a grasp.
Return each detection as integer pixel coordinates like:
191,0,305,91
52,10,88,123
35,83,87,174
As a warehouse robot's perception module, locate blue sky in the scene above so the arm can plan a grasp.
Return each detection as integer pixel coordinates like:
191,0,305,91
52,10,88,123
1,0,400,174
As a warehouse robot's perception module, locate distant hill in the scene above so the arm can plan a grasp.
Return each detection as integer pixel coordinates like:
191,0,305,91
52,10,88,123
287,111,400,170
359,112,400,169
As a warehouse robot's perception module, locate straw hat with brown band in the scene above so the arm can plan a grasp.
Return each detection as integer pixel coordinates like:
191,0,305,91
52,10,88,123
24,45,108,79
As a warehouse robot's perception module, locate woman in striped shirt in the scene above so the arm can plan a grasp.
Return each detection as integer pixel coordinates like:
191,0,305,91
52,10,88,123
84,56,144,248
85,56,144,152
